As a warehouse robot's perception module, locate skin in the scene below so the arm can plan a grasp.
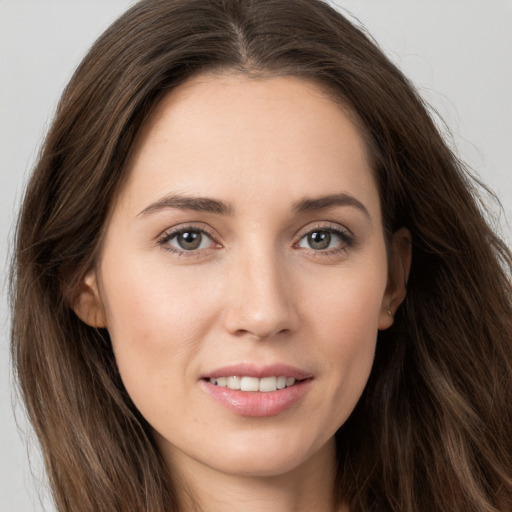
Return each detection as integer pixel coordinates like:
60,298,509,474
75,73,411,512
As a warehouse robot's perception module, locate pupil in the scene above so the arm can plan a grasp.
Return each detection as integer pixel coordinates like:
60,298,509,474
308,231,331,250
178,231,202,250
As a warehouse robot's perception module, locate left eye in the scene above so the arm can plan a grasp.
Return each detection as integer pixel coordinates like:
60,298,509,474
166,229,213,251
298,229,347,251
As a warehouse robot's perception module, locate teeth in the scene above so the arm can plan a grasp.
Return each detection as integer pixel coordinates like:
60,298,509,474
286,377,296,387
227,376,241,390
241,376,259,392
208,375,299,392
216,377,227,387
259,377,277,392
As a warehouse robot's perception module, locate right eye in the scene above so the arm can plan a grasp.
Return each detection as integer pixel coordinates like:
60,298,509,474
160,228,216,253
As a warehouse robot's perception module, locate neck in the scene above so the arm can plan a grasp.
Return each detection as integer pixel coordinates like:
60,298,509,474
168,437,347,512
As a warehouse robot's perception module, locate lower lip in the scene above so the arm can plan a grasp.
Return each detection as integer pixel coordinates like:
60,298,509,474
200,379,312,417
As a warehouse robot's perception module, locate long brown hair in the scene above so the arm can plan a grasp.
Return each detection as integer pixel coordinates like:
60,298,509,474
10,0,512,511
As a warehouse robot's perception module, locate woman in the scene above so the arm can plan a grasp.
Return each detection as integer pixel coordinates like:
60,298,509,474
10,0,512,511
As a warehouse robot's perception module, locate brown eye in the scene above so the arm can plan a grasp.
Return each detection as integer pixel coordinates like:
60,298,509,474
177,231,202,250
307,231,331,250
297,227,352,252
166,229,212,251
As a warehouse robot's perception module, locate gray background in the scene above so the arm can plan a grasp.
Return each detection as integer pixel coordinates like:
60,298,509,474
1,1,511,510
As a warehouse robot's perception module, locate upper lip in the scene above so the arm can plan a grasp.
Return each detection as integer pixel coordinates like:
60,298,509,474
202,363,313,380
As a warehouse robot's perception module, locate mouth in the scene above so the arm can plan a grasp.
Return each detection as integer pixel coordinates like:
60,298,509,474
206,375,303,392
200,364,313,417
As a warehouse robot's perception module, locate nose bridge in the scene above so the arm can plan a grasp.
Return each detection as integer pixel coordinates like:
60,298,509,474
224,241,296,339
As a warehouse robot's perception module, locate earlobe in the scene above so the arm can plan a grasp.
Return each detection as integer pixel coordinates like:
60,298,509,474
378,227,412,330
72,270,107,328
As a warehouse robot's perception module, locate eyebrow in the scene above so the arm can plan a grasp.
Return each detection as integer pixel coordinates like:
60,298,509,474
293,193,371,219
137,194,234,217
137,192,370,219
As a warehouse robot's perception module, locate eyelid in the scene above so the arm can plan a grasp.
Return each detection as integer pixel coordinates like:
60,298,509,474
155,220,355,258
157,223,221,256
295,221,353,240
293,222,356,253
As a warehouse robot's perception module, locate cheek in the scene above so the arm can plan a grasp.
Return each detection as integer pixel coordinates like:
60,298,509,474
303,259,387,417
322,285,381,372
308,258,387,340
98,257,220,399
102,254,216,336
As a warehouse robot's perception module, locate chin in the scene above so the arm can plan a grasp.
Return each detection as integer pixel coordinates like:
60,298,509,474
213,449,307,478
200,429,334,479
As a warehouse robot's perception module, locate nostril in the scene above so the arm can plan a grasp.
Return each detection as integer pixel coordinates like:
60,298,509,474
231,327,292,342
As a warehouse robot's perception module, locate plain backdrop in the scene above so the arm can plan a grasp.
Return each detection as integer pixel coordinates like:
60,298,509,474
1,1,511,510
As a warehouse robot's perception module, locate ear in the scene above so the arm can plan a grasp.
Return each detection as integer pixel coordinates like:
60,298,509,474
72,269,107,328
378,227,412,330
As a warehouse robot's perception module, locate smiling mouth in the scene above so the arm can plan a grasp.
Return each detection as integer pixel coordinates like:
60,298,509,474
201,370,313,416
206,376,304,392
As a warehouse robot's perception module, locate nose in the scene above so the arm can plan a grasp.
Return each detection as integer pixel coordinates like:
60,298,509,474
223,247,298,341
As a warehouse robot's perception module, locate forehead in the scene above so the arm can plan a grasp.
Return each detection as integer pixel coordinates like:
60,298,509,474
119,73,380,218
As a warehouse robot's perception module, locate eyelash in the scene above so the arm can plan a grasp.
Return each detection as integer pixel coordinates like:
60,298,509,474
157,225,219,258
157,223,356,258
294,224,356,256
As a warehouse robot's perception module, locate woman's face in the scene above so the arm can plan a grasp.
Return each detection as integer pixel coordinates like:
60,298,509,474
78,74,408,479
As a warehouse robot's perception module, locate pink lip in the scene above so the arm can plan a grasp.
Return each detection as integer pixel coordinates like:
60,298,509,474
200,363,313,417
201,363,312,380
